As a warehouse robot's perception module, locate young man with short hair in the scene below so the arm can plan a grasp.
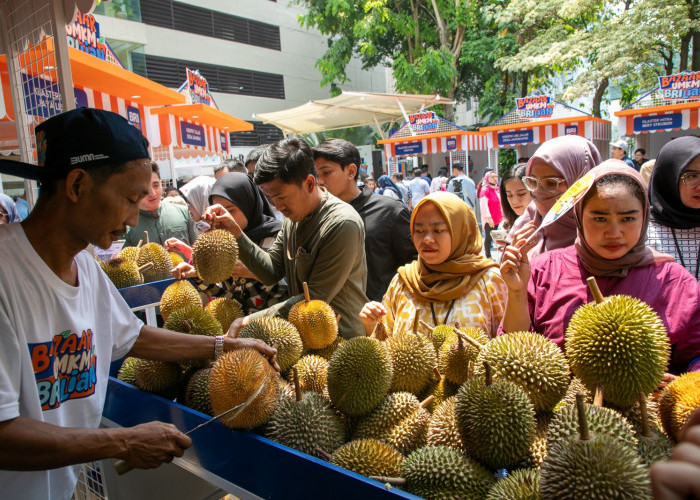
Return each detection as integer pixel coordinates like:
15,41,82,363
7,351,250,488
313,139,416,302
408,167,430,209
244,144,270,176
610,139,637,170
0,108,275,498
633,148,649,171
206,138,368,340
447,162,477,209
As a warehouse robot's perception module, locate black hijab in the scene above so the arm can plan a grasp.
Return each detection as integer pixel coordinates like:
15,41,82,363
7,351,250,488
650,136,700,229
209,172,281,242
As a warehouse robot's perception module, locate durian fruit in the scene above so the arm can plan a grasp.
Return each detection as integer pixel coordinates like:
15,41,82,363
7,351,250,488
100,257,144,289
475,331,570,412
279,380,296,401
327,337,393,417
287,282,338,349
330,439,403,479
137,240,173,283
426,396,464,452
205,298,243,333
238,317,303,373
419,372,460,412
439,326,488,385
540,395,651,499
117,245,140,262
419,321,455,351
288,355,328,394
184,368,213,416
376,445,494,500
565,294,670,407
208,349,280,429
385,331,437,395
486,469,540,500
117,357,138,385
659,371,700,441
546,401,637,452
354,392,431,455
265,374,345,458
132,359,181,398
191,229,238,284
163,305,222,338
160,280,202,321
170,251,185,267
456,364,536,470
553,377,592,413
305,336,345,361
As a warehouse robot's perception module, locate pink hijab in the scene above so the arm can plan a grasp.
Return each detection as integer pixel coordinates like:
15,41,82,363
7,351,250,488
574,160,674,277
509,135,601,257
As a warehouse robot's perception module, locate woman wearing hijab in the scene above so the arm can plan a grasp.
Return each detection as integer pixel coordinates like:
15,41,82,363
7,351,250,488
171,173,286,315
509,135,601,258
179,175,216,222
376,174,403,202
647,136,700,282
478,170,503,259
501,160,700,374
359,192,507,338
0,194,21,224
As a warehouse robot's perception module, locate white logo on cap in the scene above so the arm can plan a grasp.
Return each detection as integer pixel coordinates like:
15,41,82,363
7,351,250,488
70,153,110,165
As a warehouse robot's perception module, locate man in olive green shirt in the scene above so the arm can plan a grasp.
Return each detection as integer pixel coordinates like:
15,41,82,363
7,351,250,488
123,162,195,247
205,138,368,340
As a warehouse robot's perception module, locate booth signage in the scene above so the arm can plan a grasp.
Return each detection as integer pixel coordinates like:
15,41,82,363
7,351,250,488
659,72,700,100
66,13,108,60
186,68,212,106
408,111,439,133
565,125,578,135
445,137,457,151
22,75,87,118
219,132,228,152
515,96,554,119
126,106,142,131
498,130,534,146
181,121,206,147
395,141,423,155
633,113,682,132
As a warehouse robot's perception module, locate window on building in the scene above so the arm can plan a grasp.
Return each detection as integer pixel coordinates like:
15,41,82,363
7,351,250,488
230,122,284,146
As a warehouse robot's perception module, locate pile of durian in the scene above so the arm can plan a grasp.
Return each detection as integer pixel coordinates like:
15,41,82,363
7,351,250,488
117,280,700,500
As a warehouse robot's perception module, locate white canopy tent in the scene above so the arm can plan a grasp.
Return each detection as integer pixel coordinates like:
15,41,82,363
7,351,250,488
253,91,453,138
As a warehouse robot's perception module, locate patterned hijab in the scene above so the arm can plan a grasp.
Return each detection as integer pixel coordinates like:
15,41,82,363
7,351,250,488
574,160,673,278
0,193,21,223
398,192,497,302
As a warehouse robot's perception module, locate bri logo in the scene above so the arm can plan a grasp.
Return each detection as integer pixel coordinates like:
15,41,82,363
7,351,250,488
69,153,109,165
29,329,98,411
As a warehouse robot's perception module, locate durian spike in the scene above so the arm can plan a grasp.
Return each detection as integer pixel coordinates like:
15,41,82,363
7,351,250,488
638,392,651,438
369,477,407,486
575,393,591,441
370,322,388,341
136,239,143,249
453,327,483,350
143,230,149,245
468,360,473,379
433,367,442,381
302,282,311,304
292,367,303,402
419,395,435,409
315,447,332,461
483,361,492,386
586,276,605,305
593,383,604,407
137,262,154,275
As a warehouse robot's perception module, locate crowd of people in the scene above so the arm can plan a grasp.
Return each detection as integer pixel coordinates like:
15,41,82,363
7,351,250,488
0,107,698,498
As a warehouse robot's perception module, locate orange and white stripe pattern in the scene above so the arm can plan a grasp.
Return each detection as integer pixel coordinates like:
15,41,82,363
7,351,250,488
485,119,611,149
384,132,487,159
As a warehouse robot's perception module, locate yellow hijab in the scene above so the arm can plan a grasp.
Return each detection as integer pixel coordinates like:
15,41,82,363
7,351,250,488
398,192,498,303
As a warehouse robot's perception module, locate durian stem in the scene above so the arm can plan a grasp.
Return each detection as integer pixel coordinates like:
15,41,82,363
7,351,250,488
420,395,435,409
181,320,192,333
433,367,442,381
454,321,461,329
593,384,604,407
418,319,433,333
483,361,492,386
639,392,651,438
336,314,341,324
576,393,591,441
453,328,482,350
315,447,332,461
370,322,388,341
137,262,154,275
586,276,605,305
136,239,143,249
369,477,407,486
412,312,420,335
143,230,150,245
302,282,311,304
292,367,303,402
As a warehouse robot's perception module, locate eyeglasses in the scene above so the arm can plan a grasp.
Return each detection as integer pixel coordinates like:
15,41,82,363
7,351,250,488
681,172,700,189
522,176,567,193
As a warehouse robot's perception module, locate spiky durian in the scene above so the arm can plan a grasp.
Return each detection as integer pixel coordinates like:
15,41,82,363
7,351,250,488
659,371,700,442
137,242,173,282
160,280,202,321
330,439,403,478
386,332,437,395
287,283,338,349
288,355,328,394
205,297,244,333
426,396,464,452
238,316,303,373
191,229,238,284
486,469,540,500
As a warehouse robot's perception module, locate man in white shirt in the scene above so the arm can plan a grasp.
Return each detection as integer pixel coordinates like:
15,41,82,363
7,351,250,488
408,167,430,210
0,108,275,500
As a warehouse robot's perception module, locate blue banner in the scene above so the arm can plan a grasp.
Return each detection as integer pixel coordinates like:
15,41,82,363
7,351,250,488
633,113,682,132
22,74,89,118
498,130,534,146
126,106,142,132
446,137,457,151
395,141,423,156
564,125,578,135
219,132,228,152
180,121,206,147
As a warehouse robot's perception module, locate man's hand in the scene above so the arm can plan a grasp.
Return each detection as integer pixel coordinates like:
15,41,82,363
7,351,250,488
226,337,280,372
226,316,249,339
170,262,198,279
202,204,242,238
359,301,387,335
120,422,191,469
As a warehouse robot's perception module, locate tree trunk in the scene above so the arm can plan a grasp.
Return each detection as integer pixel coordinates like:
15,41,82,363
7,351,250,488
592,77,609,118
521,72,529,97
680,34,691,71
693,31,700,71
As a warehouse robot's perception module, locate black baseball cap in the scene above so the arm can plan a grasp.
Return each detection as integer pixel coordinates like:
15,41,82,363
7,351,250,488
0,108,150,181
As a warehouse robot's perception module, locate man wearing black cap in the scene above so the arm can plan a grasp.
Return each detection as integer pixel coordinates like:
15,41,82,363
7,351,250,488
0,108,276,499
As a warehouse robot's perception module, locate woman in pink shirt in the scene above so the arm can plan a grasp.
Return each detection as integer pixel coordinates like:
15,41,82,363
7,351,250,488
479,170,503,259
500,160,700,374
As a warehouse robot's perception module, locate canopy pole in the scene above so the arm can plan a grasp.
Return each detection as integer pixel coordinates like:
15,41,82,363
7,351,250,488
395,98,415,136
373,114,386,140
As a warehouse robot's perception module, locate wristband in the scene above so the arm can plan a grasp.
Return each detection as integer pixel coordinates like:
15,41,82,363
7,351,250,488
214,335,225,360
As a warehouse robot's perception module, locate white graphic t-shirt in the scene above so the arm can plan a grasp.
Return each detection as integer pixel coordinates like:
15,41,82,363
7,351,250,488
0,223,142,499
